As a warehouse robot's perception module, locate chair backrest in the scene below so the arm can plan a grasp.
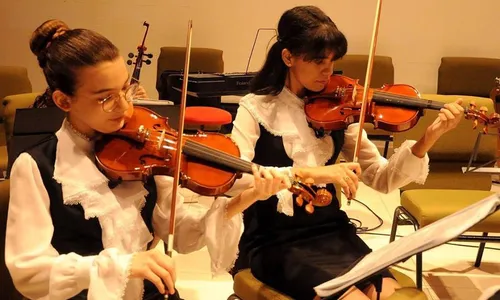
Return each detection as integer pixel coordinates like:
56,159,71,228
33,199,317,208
2,93,39,142
0,66,32,121
155,47,224,101
437,57,500,98
156,47,223,81
393,94,496,163
333,54,394,87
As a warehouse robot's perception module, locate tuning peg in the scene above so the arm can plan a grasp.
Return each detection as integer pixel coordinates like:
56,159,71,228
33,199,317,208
483,126,488,134
296,194,304,207
127,60,133,65
145,59,151,65
315,188,333,206
305,202,314,214
469,101,477,110
144,53,153,58
473,119,478,130
480,106,488,114
128,53,134,58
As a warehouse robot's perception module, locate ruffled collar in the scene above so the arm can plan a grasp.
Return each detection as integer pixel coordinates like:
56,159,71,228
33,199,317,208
239,88,335,216
53,119,153,252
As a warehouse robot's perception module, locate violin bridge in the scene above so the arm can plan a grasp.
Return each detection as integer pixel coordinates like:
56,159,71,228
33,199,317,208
157,129,166,150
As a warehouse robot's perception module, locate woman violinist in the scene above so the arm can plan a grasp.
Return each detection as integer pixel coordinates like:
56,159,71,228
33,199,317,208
5,19,290,300
229,6,464,300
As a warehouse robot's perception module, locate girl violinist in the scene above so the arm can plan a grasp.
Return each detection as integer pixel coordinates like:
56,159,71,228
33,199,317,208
5,19,290,300
30,20,149,109
229,6,464,300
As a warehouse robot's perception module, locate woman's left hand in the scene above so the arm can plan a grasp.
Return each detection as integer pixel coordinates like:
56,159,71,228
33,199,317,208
426,99,464,138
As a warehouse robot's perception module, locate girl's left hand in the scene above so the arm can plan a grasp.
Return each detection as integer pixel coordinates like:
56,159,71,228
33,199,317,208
250,165,291,201
426,99,464,138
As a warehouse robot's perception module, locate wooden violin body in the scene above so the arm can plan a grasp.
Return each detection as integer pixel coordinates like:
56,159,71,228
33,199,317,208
304,74,500,136
95,106,243,196
95,106,332,212
305,75,434,134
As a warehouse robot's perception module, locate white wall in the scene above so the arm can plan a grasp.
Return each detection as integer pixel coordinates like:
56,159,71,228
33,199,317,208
1,0,500,98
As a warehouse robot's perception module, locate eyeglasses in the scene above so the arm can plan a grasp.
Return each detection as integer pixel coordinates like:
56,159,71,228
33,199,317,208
98,83,139,113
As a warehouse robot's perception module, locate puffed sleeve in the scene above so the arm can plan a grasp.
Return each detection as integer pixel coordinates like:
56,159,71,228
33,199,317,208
340,124,430,194
152,176,243,276
5,153,134,300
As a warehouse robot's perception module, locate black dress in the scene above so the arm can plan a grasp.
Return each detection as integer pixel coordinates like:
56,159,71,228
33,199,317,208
232,125,393,299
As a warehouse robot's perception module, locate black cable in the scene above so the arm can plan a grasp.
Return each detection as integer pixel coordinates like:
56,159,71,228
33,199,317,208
342,192,384,233
341,192,500,252
361,232,500,251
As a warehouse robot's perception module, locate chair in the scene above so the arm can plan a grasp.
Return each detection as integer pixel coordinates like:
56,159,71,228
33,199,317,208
389,94,500,289
229,268,427,300
437,57,500,98
155,46,224,106
184,106,232,132
0,66,33,172
334,55,395,157
0,92,38,299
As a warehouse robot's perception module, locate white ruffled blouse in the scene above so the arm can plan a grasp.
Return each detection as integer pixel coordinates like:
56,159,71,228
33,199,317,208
5,121,242,300
228,87,430,215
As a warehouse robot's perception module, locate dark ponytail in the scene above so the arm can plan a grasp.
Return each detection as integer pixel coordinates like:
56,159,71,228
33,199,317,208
29,19,120,107
249,42,288,96
250,6,348,96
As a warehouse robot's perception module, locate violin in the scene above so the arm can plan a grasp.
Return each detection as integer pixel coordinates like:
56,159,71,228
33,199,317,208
304,74,500,138
127,21,153,84
94,105,331,213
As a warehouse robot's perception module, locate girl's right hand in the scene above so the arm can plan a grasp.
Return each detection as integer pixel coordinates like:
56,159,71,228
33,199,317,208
129,249,176,295
294,163,361,199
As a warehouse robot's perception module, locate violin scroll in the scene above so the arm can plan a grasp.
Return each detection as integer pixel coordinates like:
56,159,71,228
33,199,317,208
127,21,153,84
464,101,500,133
290,178,333,214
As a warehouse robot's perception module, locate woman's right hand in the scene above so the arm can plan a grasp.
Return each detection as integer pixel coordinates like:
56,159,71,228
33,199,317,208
294,163,361,199
129,249,176,295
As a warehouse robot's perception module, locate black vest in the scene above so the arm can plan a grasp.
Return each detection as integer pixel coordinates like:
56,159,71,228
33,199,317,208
26,135,158,256
232,125,345,274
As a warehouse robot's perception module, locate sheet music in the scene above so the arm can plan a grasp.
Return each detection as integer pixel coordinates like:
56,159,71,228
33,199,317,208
314,193,500,297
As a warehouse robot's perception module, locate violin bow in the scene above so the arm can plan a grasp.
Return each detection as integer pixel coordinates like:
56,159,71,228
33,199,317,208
163,20,193,298
350,0,383,204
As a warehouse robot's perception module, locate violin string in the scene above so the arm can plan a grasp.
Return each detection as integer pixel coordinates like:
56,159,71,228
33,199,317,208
373,90,445,109
184,140,253,171
345,87,445,109
146,132,254,172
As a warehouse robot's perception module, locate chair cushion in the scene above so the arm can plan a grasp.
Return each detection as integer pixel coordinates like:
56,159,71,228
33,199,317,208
401,189,500,232
184,106,232,125
233,268,426,300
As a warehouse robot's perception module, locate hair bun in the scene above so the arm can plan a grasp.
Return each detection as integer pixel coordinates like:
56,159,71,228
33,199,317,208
30,19,70,58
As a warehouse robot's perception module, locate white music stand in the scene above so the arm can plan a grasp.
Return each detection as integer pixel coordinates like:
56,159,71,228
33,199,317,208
314,193,500,298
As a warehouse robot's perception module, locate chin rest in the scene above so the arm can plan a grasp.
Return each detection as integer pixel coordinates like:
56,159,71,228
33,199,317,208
228,268,428,300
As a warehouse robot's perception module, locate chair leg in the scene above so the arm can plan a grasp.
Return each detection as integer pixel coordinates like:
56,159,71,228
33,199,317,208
416,252,423,290
475,232,489,268
389,207,402,242
383,140,389,158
